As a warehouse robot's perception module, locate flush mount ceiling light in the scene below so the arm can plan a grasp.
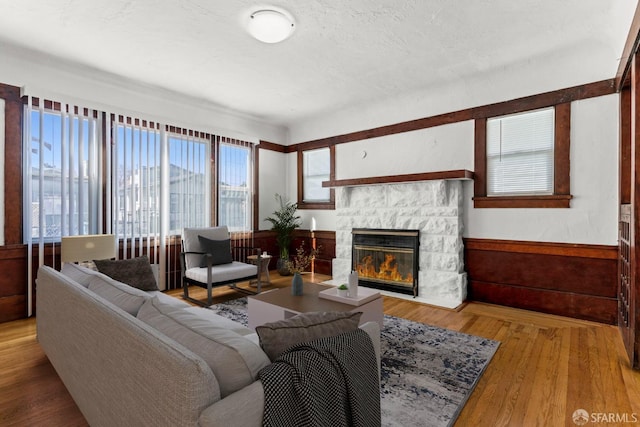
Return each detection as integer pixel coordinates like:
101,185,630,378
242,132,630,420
247,9,295,43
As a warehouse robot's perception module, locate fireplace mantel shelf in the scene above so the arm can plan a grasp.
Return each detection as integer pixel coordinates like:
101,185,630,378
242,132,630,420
322,169,474,188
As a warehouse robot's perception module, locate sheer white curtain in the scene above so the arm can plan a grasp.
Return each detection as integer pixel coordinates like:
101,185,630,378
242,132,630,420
24,97,103,315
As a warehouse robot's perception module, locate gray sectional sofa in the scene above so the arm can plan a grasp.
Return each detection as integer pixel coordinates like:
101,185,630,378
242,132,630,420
36,264,380,426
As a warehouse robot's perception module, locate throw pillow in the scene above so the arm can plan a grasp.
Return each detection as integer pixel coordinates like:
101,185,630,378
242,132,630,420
93,255,158,291
197,235,233,267
256,311,362,361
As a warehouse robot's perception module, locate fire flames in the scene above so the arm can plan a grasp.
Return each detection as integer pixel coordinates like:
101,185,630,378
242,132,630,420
356,253,413,284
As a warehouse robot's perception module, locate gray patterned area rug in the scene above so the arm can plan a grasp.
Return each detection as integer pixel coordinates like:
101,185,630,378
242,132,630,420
209,298,499,427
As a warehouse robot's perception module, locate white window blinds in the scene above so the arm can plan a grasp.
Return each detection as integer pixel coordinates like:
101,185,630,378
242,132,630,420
110,119,212,289
111,119,162,260
303,147,331,202
167,131,211,234
23,98,103,316
218,138,254,233
486,107,555,196
24,101,103,241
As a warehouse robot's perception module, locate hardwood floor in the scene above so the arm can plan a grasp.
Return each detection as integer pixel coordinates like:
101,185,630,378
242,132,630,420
1,272,639,426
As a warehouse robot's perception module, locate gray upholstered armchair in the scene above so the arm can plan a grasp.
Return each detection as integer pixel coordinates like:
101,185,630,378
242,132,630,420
181,226,262,306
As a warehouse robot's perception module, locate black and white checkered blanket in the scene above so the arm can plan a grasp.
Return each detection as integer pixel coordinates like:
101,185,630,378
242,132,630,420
259,328,381,427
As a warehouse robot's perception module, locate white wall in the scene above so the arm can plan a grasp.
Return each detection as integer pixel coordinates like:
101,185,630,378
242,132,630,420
335,121,474,178
285,94,620,246
287,40,622,145
0,42,293,234
258,149,288,230
464,94,619,245
3,40,618,245
0,41,287,144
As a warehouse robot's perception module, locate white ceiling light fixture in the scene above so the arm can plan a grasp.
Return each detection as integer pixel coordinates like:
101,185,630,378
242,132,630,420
247,9,295,43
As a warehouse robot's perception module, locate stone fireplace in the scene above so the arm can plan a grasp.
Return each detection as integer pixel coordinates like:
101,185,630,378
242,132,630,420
331,180,467,309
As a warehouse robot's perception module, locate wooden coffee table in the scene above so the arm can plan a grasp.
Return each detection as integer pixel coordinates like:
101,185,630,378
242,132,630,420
247,282,384,329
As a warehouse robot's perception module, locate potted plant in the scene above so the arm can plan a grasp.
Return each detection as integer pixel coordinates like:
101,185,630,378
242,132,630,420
337,284,349,297
265,194,301,276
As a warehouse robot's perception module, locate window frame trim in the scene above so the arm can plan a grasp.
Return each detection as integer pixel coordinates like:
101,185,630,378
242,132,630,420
473,102,572,208
297,144,335,210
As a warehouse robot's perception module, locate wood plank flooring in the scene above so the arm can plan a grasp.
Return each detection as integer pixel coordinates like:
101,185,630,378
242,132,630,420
1,272,639,426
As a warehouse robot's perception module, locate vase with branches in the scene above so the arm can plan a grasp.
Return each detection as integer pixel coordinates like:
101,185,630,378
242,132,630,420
264,194,301,275
285,241,320,274
286,242,320,296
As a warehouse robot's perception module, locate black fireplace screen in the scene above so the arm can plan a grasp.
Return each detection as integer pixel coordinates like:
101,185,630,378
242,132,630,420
351,228,420,297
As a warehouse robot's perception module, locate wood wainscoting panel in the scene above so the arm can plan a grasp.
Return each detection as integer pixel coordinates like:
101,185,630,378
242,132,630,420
0,246,28,323
464,238,618,324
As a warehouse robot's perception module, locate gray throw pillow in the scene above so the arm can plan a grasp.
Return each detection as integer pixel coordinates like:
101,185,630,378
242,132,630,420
255,311,362,361
198,235,233,267
93,255,158,291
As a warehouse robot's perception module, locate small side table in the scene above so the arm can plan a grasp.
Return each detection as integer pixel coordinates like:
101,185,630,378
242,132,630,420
247,254,272,287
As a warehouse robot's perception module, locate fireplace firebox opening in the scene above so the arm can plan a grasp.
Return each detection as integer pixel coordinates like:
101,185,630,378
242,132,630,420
351,228,420,297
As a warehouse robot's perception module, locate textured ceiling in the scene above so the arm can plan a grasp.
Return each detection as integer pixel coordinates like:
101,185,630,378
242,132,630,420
0,0,636,127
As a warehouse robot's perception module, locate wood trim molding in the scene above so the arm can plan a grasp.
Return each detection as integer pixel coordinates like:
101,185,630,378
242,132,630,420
616,1,640,89
554,103,571,195
297,145,335,210
253,145,260,231
621,87,632,204
2,83,23,245
464,238,618,259
473,103,572,209
473,118,487,198
258,140,287,153
255,80,616,158
290,80,615,151
472,195,572,209
323,169,473,188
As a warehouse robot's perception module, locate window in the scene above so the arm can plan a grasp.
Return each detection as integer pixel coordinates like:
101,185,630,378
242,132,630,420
486,107,554,196
218,139,254,232
168,133,210,234
112,122,161,241
112,122,211,242
297,145,335,209
24,102,103,241
474,103,572,208
22,94,255,294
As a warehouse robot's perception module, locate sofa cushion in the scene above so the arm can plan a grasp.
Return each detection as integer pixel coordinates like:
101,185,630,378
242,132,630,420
184,262,257,284
256,311,362,361
183,306,254,336
61,262,103,287
198,236,233,267
148,291,191,309
94,256,159,291
87,275,151,316
137,298,270,398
